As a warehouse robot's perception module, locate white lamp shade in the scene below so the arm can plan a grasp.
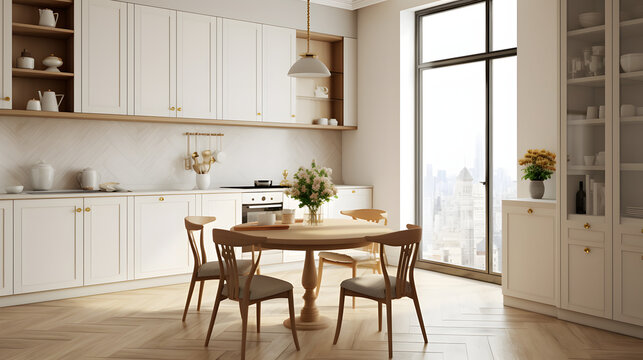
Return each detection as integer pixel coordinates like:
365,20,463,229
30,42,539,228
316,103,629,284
288,56,331,78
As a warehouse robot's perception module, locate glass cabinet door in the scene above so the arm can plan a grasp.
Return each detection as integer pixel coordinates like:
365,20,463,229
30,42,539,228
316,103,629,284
565,0,610,220
616,0,643,225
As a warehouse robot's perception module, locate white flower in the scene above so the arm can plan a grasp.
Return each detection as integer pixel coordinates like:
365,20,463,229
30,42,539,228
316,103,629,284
324,167,333,175
310,193,318,201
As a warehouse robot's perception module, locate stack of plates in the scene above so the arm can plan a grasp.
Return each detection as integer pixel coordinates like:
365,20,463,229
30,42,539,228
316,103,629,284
624,206,643,219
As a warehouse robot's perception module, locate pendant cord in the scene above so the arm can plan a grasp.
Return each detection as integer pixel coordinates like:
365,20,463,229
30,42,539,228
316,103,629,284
307,0,311,54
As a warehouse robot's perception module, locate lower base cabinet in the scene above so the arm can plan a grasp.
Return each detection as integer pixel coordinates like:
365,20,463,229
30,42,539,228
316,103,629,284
614,227,643,326
201,193,242,261
0,201,12,296
134,195,195,279
14,199,84,294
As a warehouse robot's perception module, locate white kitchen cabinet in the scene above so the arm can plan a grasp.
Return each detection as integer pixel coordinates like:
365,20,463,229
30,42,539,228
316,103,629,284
328,188,373,219
262,25,295,123
81,0,128,114
134,5,176,117
201,193,242,261
83,197,128,285
221,18,261,121
502,200,557,305
343,37,357,127
0,201,12,296
613,226,643,326
1,0,11,110
14,199,83,294
177,12,218,119
134,195,194,279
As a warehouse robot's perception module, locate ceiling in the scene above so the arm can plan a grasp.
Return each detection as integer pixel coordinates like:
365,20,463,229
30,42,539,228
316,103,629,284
310,0,388,10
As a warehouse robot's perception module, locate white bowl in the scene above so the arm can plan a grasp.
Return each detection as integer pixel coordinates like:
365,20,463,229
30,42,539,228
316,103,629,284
621,53,643,73
578,12,604,28
5,185,24,194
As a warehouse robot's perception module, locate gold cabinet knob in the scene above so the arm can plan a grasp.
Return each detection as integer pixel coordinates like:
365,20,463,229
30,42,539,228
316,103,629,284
584,223,591,230
159,197,164,201
169,106,175,111
584,247,591,254
85,208,91,212
352,190,356,193
257,112,261,115
291,114,296,118
527,208,534,214
177,107,182,111
3,96,9,101
641,229,643,234
75,208,82,213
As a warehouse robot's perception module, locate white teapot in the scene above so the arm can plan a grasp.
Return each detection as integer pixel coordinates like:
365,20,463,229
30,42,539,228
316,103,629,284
38,9,59,28
38,90,64,112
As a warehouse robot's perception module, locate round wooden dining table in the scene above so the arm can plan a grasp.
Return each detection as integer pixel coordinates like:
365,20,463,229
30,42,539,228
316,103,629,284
233,218,390,330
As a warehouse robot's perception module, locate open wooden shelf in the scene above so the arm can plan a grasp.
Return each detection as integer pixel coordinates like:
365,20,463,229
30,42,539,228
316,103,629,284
0,110,358,131
12,23,74,39
12,68,74,79
13,0,72,7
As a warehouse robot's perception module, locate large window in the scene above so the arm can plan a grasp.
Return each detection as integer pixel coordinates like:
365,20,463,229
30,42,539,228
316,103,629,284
416,0,516,281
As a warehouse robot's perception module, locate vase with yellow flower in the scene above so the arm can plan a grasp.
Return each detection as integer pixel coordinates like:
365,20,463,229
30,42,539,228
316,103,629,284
519,149,557,199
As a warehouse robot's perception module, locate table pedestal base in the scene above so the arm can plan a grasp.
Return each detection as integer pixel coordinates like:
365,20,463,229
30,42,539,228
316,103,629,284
283,316,330,330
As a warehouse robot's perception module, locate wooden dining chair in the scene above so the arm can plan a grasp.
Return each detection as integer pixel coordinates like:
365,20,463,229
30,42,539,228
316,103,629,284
316,209,388,308
332,224,427,358
204,229,300,359
182,216,253,321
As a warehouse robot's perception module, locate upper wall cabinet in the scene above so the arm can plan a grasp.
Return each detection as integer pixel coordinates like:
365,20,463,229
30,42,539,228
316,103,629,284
81,0,129,115
221,18,261,121
177,12,218,119
134,5,176,117
1,0,10,110
262,25,295,123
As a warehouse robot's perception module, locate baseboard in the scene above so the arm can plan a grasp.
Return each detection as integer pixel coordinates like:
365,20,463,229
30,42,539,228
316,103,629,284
504,295,643,339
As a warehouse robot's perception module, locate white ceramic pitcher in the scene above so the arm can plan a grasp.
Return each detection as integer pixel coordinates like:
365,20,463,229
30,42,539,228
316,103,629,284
38,9,59,28
38,90,64,112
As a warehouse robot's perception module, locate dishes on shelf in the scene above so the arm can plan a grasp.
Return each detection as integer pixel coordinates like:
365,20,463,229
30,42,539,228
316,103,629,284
42,54,63,72
38,8,59,28
620,53,643,73
16,49,34,69
621,104,636,117
578,12,603,28
624,206,643,219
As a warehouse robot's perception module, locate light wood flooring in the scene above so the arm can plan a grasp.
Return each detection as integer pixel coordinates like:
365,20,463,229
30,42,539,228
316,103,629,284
0,265,641,360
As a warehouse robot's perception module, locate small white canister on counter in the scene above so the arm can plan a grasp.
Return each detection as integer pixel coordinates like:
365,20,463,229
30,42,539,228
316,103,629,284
281,209,296,224
257,212,276,226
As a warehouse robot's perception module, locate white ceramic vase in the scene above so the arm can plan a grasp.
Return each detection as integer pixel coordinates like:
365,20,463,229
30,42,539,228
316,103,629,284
529,180,545,199
196,173,211,190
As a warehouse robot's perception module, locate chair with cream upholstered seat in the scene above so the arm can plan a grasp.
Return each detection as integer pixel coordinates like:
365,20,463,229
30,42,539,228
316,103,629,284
315,209,387,308
182,216,252,321
204,229,300,359
332,224,428,359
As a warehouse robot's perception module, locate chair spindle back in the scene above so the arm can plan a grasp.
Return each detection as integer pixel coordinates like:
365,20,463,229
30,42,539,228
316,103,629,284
185,216,217,272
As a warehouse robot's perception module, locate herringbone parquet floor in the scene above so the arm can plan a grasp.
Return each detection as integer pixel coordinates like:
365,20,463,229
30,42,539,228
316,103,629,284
0,266,641,360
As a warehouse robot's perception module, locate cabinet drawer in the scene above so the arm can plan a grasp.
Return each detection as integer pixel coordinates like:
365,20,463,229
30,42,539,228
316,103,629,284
567,244,605,314
566,222,606,246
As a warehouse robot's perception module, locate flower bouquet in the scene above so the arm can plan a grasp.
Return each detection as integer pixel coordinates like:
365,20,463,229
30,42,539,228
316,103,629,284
285,160,338,225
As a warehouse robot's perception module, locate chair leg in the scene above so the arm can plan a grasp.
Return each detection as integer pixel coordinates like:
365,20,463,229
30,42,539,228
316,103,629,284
197,280,205,311
256,302,261,333
182,275,197,322
287,290,300,351
386,300,393,358
315,258,324,297
240,302,249,360
204,281,224,346
411,291,428,343
378,302,382,332
351,264,357,308
333,288,346,345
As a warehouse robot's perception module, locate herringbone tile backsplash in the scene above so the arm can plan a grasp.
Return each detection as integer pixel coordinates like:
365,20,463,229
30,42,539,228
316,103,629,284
0,116,342,190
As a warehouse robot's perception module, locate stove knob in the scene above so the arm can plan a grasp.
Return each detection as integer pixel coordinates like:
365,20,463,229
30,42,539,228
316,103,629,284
262,196,266,201
270,197,273,200
251,198,255,201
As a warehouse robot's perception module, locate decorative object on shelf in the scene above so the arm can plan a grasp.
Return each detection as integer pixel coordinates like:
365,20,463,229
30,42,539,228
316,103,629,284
287,0,331,78
285,160,338,225
26,98,41,111
38,89,64,112
620,53,643,73
595,151,606,166
519,149,557,199
280,169,291,187
16,49,35,69
578,12,603,28
583,155,595,166
5,185,24,194
42,54,63,72
315,117,329,125
576,181,586,215
621,104,635,117
329,118,338,126
586,105,598,119
31,161,55,191
314,85,329,98
598,105,605,119
77,168,100,191
38,8,59,28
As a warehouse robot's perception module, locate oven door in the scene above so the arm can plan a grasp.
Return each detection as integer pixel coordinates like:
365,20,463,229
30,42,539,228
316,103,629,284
242,203,283,223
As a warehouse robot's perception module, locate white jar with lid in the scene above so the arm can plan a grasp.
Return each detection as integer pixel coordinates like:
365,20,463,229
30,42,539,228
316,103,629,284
16,49,35,69
31,161,55,190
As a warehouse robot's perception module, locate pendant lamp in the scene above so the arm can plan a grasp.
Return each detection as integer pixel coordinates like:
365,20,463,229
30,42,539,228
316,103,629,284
288,0,331,78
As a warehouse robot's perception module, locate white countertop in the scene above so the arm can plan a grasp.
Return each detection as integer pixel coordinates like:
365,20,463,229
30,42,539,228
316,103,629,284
0,185,373,200
502,198,557,206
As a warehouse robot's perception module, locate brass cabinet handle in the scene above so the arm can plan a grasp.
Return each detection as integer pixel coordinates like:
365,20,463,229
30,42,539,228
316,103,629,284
159,197,164,201
85,207,91,212
177,107,182,111
527,208,534,214
257,112,261,115
169,106,175,111
3,96,9,101
584,223,591,230
584,247,591,254
352,190,356,193
291,114,296,118
75,208,82,213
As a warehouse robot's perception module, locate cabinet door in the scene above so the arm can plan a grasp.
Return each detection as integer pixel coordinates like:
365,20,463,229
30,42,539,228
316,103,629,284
343,37,357,127
329,188,373,219
83,197,127,285
14,199,83,294
134,5,176,117
566,243,606,317
134,195,194,279
177,12,217,119
1,0,11,109
81,0,128,114
614,227,643,326
201,193,242,261
501,205,556,305
0,201,12,296
221,19,261,121
262,25,295,123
